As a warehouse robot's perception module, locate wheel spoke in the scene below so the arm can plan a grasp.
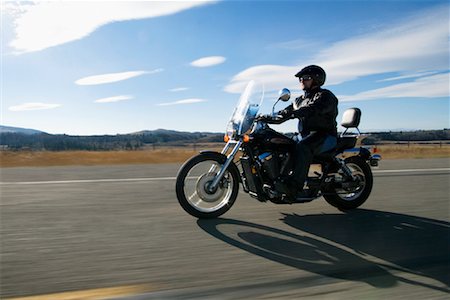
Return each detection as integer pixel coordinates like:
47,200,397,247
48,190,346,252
188,191,198,201
323,157,372,210
336,163,366,201
183,160,234,213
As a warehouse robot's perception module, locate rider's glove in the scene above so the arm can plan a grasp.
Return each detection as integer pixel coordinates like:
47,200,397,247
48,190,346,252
279,109,291,118
256,114,272,122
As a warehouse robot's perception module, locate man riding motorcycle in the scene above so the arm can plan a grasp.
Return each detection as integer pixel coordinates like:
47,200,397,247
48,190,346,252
177,68,377,218
260,65,339,200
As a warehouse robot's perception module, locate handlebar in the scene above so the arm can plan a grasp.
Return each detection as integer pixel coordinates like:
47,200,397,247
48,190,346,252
256,114,285,124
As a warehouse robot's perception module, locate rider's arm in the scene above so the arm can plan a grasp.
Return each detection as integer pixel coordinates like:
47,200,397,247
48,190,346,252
257,104,295,124
277,104,295,120
291,90,337,119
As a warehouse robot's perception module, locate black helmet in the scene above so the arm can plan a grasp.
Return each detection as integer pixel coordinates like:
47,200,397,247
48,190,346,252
295,65,326,86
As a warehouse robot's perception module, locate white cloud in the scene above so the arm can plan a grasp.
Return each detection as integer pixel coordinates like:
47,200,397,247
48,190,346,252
158,98,206,106
317,6,449,86
169,87,190,92
339,73,449,102
8,1,217,53
9,102,61,111
377,71,439,82
75,69,161,85
225,5,449,96
190,56,226,67
94,95,133,103
225,65,299,94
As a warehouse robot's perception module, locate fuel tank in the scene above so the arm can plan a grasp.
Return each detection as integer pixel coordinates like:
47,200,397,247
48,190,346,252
250,127,295,152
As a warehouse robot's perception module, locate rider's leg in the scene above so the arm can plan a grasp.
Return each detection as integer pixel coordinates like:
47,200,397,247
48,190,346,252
292,132,326,188
277,132,327,198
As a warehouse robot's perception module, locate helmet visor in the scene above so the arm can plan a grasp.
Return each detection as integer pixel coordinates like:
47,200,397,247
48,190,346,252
298,75,313,82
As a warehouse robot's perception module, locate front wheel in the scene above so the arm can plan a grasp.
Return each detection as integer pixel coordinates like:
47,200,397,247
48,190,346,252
323,156,373,210
176,152,240,219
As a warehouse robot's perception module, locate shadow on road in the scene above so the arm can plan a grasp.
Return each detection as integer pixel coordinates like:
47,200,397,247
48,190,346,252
197,209,449,291
282,209,449,288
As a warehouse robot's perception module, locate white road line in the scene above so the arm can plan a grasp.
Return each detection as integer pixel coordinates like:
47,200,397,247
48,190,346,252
0,177,177,185
1,168,449,186
373,168,450,174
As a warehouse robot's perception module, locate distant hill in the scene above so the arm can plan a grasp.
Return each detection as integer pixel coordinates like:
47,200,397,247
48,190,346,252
361,129,450,145
0,125,45,135
131,129,223,143
0,125,448,151
0,127,224,151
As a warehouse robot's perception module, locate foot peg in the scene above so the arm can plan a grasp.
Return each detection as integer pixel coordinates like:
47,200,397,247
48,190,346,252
263,184,280,199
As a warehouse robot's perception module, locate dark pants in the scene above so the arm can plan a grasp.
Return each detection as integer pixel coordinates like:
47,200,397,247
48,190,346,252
292,132,337,189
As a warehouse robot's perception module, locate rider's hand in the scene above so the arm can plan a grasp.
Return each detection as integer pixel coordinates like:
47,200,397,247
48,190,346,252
256,114,272,122
279,109,291,118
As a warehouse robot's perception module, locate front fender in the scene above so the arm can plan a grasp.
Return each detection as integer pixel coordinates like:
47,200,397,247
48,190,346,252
200,150,225,157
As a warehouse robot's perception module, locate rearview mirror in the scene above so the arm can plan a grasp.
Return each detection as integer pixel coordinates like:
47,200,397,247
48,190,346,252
278,88,291,101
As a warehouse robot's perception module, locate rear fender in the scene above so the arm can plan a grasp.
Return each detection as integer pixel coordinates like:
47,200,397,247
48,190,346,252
358,147,371,160
357,147,381,167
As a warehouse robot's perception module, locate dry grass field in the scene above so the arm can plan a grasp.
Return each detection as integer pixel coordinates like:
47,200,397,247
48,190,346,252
339,144,450,160
0,148,214,168
0,144,449,168
367,144,450,159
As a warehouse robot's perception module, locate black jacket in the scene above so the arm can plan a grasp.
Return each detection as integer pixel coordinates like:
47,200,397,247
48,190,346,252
282,87,338,137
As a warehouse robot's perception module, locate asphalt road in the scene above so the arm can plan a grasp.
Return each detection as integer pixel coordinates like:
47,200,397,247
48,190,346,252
1,158,449,299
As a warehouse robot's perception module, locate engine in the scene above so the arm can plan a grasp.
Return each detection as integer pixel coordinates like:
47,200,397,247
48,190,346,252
258,151,292,180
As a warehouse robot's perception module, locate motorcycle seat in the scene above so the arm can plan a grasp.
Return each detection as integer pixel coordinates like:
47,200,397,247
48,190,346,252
341,108,361,136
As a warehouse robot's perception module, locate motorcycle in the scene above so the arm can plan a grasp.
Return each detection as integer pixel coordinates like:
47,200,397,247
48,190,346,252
176,80,381,218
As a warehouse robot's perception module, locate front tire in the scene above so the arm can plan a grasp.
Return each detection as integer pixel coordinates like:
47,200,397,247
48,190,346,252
323,156,373,210
176,152,240,219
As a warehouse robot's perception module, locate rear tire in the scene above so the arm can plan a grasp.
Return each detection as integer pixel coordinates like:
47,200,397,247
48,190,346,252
176,152,240,219
323,156,373,210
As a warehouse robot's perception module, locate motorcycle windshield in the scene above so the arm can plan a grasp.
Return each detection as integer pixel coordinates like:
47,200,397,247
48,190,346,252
226,80,264,138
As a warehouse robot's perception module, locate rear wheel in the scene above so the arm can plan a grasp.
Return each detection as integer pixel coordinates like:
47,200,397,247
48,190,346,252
323,156,373,210
176,152,239,219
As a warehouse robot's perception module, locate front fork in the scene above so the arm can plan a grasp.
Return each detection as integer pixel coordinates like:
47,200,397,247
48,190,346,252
208,140,242,192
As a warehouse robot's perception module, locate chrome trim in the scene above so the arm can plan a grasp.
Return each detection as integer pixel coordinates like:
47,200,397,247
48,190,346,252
221,141,234,155
371,154,382,160
278,88,291,101
209,140,242,191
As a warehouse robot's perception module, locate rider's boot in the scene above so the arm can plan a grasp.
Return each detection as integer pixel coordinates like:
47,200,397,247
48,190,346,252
275,179,303,202
276,177,318,202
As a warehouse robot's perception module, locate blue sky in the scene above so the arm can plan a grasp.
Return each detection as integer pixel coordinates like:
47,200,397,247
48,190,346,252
1,0,449,135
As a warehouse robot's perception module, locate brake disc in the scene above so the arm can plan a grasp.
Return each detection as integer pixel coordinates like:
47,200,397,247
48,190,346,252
196,173,226,203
